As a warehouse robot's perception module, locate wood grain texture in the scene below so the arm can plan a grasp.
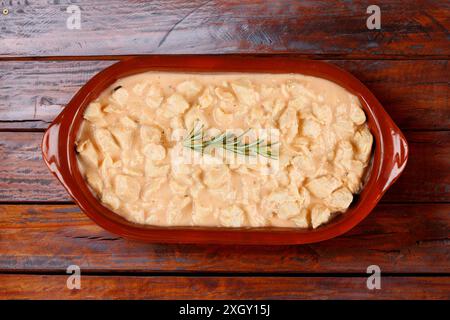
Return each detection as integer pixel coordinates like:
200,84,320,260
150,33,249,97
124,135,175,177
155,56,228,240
0,203,448,273
382,131,450,202
0,60,114,129
1,275,449,299
0,59,448,130
1,131,448,202
1,0,448,301
1,1,449,58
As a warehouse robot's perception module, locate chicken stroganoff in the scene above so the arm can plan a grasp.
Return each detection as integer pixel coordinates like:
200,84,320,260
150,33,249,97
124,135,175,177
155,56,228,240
76,72,373,228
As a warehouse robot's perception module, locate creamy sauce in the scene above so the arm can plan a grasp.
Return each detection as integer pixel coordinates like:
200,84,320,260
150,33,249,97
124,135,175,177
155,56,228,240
76,72,373,228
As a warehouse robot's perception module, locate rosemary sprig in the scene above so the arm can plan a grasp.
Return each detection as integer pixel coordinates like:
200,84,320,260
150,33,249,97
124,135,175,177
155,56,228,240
183,122,278,159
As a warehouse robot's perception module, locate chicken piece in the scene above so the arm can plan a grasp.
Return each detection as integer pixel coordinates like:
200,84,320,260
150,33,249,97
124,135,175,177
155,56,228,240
311,205,331,228
306,175,342,199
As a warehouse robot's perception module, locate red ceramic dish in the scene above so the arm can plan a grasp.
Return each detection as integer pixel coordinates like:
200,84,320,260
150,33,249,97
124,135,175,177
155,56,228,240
42,55,408,245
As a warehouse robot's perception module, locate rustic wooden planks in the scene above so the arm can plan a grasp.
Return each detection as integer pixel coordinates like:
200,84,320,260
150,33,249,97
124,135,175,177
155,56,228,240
1,0,449,299
0,60,448,130
0,203,448,273
1,1,448,58
1,275,449,299
0,61,114,129
1,131,449,202
382,131,450,202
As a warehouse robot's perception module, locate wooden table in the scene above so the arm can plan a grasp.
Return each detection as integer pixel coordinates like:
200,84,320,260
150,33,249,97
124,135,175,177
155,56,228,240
0,0,449,300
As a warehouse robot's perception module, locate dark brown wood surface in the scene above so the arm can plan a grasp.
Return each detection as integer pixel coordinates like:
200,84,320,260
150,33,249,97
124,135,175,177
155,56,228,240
0,0,449,300
1,203,448,273
1,275,449,299
1,0,448,58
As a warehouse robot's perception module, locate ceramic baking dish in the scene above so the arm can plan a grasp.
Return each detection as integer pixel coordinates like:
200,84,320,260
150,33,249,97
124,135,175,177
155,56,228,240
42,55,408,244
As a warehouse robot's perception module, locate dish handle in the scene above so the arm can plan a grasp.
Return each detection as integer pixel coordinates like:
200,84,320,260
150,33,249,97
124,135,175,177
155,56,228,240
380,128,409,193
41,120,70,191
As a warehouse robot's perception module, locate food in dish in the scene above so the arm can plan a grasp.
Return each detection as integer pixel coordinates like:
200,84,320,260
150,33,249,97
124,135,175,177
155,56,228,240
76,72,373,228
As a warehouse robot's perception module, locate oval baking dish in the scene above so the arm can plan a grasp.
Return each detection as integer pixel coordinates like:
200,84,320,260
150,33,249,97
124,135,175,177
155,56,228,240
42,56,408,244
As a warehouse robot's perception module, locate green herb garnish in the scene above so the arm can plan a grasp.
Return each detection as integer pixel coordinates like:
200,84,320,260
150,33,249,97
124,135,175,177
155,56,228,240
183,122,278,159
